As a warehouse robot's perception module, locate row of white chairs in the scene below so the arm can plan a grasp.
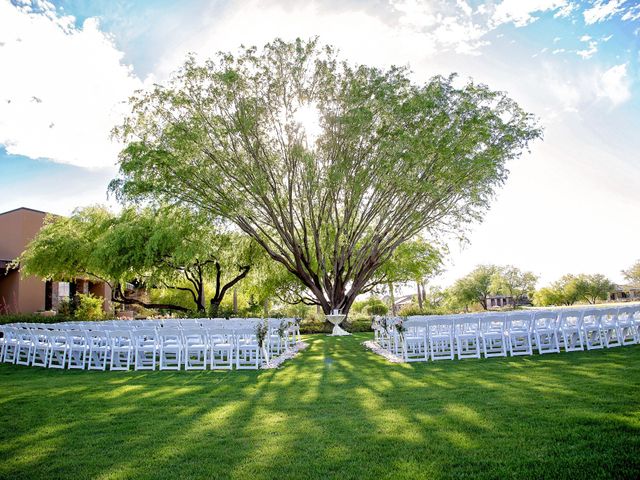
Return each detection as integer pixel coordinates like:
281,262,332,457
0,318,300,371
373,305,640,362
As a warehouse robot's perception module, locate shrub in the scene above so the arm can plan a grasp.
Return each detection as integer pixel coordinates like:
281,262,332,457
74,293,104,320
363,302,388,316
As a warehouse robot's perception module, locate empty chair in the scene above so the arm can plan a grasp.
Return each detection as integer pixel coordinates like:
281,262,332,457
616,307,638,346
208,328,234,370
30,329,51,367
455,318,481,359
428,318,455,361
87,330,110,370
2,327,19,363
109,330,134,371
235,328,260,369
183,329,208,370
598,308,621,348
48,331,70,368
582,309,604,350
67,331,90,369
402,323,429,362
15,328,34,366
532,311,560,354
558,310,584,352
480,315,508,358
133,328,159,370
158,329,183,370
507,313,533,356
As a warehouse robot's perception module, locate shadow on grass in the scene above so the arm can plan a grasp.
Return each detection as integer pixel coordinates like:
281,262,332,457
0,333,639,479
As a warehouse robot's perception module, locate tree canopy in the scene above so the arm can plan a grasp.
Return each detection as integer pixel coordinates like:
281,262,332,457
533,273,615,306
622,260,640,285
19,206,262,314
111,38,541,314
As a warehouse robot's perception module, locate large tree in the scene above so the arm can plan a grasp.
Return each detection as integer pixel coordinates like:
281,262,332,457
19,206,259,314
111,38,541,315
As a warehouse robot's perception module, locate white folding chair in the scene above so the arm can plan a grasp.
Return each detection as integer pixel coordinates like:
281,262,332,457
133,328,158,370
582,309,604,350
598,308,621,348
507,313,533,356
48,331,69,368
402,322,429,362
616,307,638,346
235,328,260,369
30,328,51,367
109,330,134,371
67,331,90,369
87,330,110,370
15,328,34,366
183,329,208,370
208,328,234,370
428,318,455,361
2,327,19,364
532,311,560,354
558,310,584,352
159,328,183,370
480,315,508,358
454,317,481,359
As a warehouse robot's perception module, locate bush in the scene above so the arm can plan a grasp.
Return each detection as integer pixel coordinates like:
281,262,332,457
397,303,444,317
363,302,388,316
74,294,104,321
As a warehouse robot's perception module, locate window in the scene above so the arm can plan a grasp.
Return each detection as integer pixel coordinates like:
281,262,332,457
58,282,70,299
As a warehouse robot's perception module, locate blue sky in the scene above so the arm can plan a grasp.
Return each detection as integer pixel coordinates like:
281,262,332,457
0,0,639,287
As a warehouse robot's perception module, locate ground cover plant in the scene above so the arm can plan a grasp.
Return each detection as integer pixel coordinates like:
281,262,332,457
1,333,639,479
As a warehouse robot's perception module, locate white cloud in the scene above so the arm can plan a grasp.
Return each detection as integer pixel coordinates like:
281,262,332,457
554,1,578,18
583,0,626,25
621,3,640,21
0,1,148,169
580,35,592,41
577,40,598,59
598,63,631,105
491,0,569,27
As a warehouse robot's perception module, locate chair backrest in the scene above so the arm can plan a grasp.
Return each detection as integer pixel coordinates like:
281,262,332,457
133,328,158,346
532,310,559,330
559,309,582,329
480,314,506,332
507,313,532,331
108,330,133,347
182,329,206,345
455,318,480,334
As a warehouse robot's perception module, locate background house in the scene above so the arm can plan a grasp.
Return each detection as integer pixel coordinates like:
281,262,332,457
0,207,111,315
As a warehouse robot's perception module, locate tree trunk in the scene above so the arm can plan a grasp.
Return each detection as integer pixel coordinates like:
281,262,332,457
233,288,238,313
388,281,396,315
263,298,269,317
417,280,423,310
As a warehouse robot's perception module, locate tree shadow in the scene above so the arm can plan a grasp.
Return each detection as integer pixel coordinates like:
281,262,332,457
0,334,639,479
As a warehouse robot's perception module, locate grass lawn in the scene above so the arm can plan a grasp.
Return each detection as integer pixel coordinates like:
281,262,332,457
1,333,639,480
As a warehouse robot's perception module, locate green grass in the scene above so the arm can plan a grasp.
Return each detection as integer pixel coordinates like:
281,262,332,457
1,334,639,479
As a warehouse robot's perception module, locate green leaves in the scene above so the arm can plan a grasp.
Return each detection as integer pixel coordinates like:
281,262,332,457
111,38,541,313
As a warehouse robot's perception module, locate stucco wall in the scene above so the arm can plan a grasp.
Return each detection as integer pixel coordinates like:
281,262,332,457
0,270,20,314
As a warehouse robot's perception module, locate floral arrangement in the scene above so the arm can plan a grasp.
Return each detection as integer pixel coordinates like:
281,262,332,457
255,321,268,348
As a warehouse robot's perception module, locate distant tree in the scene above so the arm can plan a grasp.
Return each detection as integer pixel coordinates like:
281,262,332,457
533,273,615,306
19,206,259,314
491,265,538,308
449,265,500,310
622,260,640,285
577,273,615,304
110,38,541,315
374,238,443,314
